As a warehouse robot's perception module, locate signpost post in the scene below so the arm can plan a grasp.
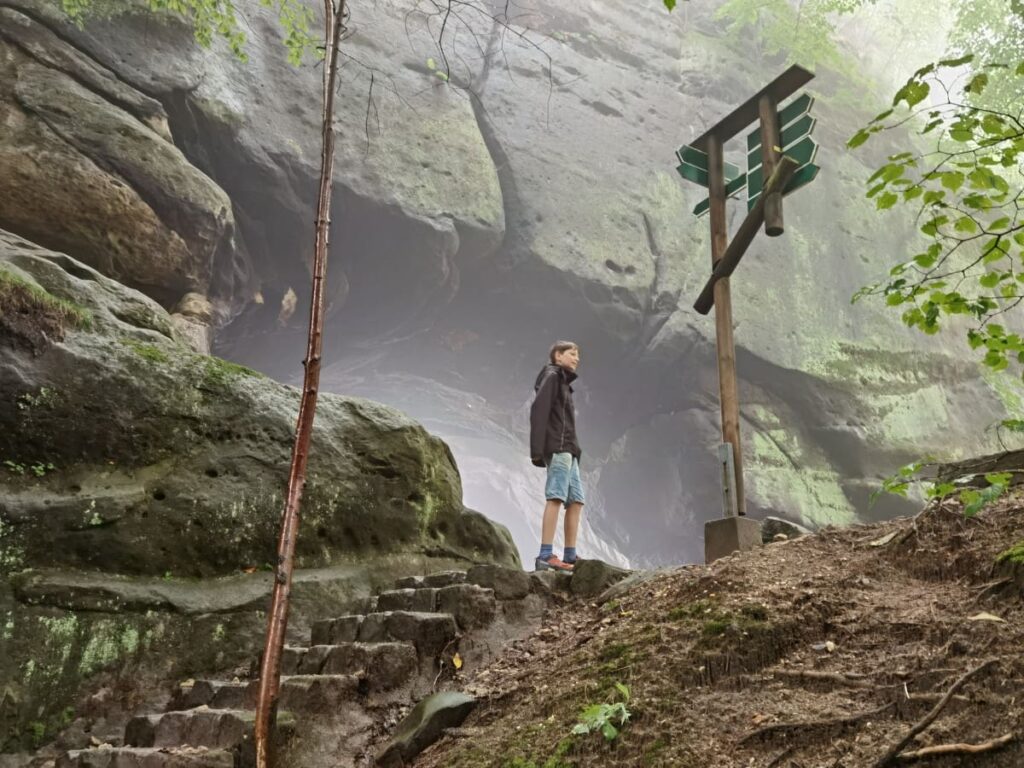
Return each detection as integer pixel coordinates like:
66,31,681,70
674,64,821,563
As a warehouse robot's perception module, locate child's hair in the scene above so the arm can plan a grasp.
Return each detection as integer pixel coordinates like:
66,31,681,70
549,340,578,363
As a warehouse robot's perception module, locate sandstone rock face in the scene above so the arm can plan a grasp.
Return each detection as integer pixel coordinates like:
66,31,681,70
0,233,518,749
0,7,239,310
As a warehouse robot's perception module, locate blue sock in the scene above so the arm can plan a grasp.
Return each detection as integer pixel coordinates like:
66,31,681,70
538,544,553,561
563,547,577,563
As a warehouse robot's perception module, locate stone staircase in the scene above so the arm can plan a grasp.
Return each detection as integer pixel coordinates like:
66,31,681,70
54,565,565,768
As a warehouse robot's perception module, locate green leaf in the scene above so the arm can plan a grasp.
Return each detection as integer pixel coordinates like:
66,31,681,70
914,251,937,268
877,191,899,210
601,722,618,740
614,682,630,701
939,54,974,67
954,216,978,234
940,171,965,191
893,79,930,107
848,129,871,149
990,216,1011,230
979,272,1001,288
664,0,677,9
966,72,989,94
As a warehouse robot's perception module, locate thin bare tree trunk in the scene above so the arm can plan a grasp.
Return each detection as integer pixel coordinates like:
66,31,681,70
252,2,346,765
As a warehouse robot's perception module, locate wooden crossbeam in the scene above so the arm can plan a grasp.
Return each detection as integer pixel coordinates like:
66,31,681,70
688,65,814,153
693,156,800,315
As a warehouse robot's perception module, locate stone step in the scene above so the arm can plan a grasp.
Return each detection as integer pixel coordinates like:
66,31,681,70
375,587,438,613
56,746,234,768
394,570,466,590
124,709,294,751
435,584,496,630
310,615,362,646
465,564,532,600
284,642,418,690
356,611,458,657
169,676,363,713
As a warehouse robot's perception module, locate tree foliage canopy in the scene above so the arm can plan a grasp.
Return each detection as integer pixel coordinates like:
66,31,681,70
55,0,318,64
850,1,1024,376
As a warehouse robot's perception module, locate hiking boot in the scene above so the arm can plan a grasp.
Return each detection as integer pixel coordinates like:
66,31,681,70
535,555,573,572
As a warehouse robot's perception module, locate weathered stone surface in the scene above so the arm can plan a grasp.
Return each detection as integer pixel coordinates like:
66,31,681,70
436,585,497,630
569,560,632,599
375,691,476,768
761,516,813,544
375,588,437,613
0,239,519,747
466,565,531,600
383,612,458,658
355,614,391,644
0,236,519,579
57,746,235,768
318,643,418,691
422,571,466,588
310,616,363,647
125,710,261,750
0,8,241,309
529,571,573,596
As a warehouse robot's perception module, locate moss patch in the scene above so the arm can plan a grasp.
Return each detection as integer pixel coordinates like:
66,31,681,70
0,268,92,351
122,340,170,364
996,540,1024,565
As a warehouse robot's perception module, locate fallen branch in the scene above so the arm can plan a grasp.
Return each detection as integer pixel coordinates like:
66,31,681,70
872,659,999,767
896,732,1017,762
739,702,894,744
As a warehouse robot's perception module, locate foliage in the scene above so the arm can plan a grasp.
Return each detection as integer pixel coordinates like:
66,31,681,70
571,682,631,742
850,3,1024,376
3,460,56,477
713,0,878,76
873,458,1013,518
55,0,318,64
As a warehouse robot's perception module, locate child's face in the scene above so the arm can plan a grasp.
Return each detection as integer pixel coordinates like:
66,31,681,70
556,346,580,371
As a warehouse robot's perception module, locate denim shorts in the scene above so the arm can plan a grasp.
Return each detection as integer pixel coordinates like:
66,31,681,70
545,452,585,505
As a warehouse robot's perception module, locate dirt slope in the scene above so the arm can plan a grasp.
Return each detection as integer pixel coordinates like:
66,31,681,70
416,497,1024,768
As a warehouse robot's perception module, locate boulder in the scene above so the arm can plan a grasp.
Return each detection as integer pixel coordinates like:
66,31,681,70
375,691,476,768
465,564,531,600
570,560,632,599
0,235,518,749
761,517,813,544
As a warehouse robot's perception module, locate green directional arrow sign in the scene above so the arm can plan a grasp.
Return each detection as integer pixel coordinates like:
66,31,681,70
748,115,817,167
693,174,747,217
676,144,741,188
748,163,820,210
747,136,819,193
779,92,814,128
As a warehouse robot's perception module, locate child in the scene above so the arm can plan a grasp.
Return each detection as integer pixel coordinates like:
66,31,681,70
529,341,584,571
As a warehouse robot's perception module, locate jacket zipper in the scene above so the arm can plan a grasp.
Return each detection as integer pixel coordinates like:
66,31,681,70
560,377,567,452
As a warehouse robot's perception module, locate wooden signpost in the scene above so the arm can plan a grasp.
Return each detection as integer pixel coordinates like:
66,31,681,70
674,65,820,562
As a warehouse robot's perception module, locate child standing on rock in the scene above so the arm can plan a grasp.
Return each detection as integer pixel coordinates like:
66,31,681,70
529,341,584,572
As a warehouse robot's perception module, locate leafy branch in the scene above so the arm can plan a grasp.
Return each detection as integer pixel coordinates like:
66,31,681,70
57,0,319,64
850,53,1024,375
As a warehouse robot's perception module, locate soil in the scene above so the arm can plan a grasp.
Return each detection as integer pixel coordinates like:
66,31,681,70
415,495,1024,768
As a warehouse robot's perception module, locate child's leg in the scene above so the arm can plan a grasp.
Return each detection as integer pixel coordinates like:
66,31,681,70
563,457,585,563
537,453,574,570
540,498,563,554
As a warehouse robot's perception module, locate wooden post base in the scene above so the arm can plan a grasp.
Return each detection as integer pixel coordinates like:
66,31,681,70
704,517,762,563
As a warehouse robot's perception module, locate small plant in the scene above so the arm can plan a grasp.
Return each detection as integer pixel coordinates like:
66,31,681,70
2,460,53,477
874,458,1013,518
572,682,631,741
996,540,1024,565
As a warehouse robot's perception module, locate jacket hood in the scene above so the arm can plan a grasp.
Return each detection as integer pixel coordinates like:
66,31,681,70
534,363,578,391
